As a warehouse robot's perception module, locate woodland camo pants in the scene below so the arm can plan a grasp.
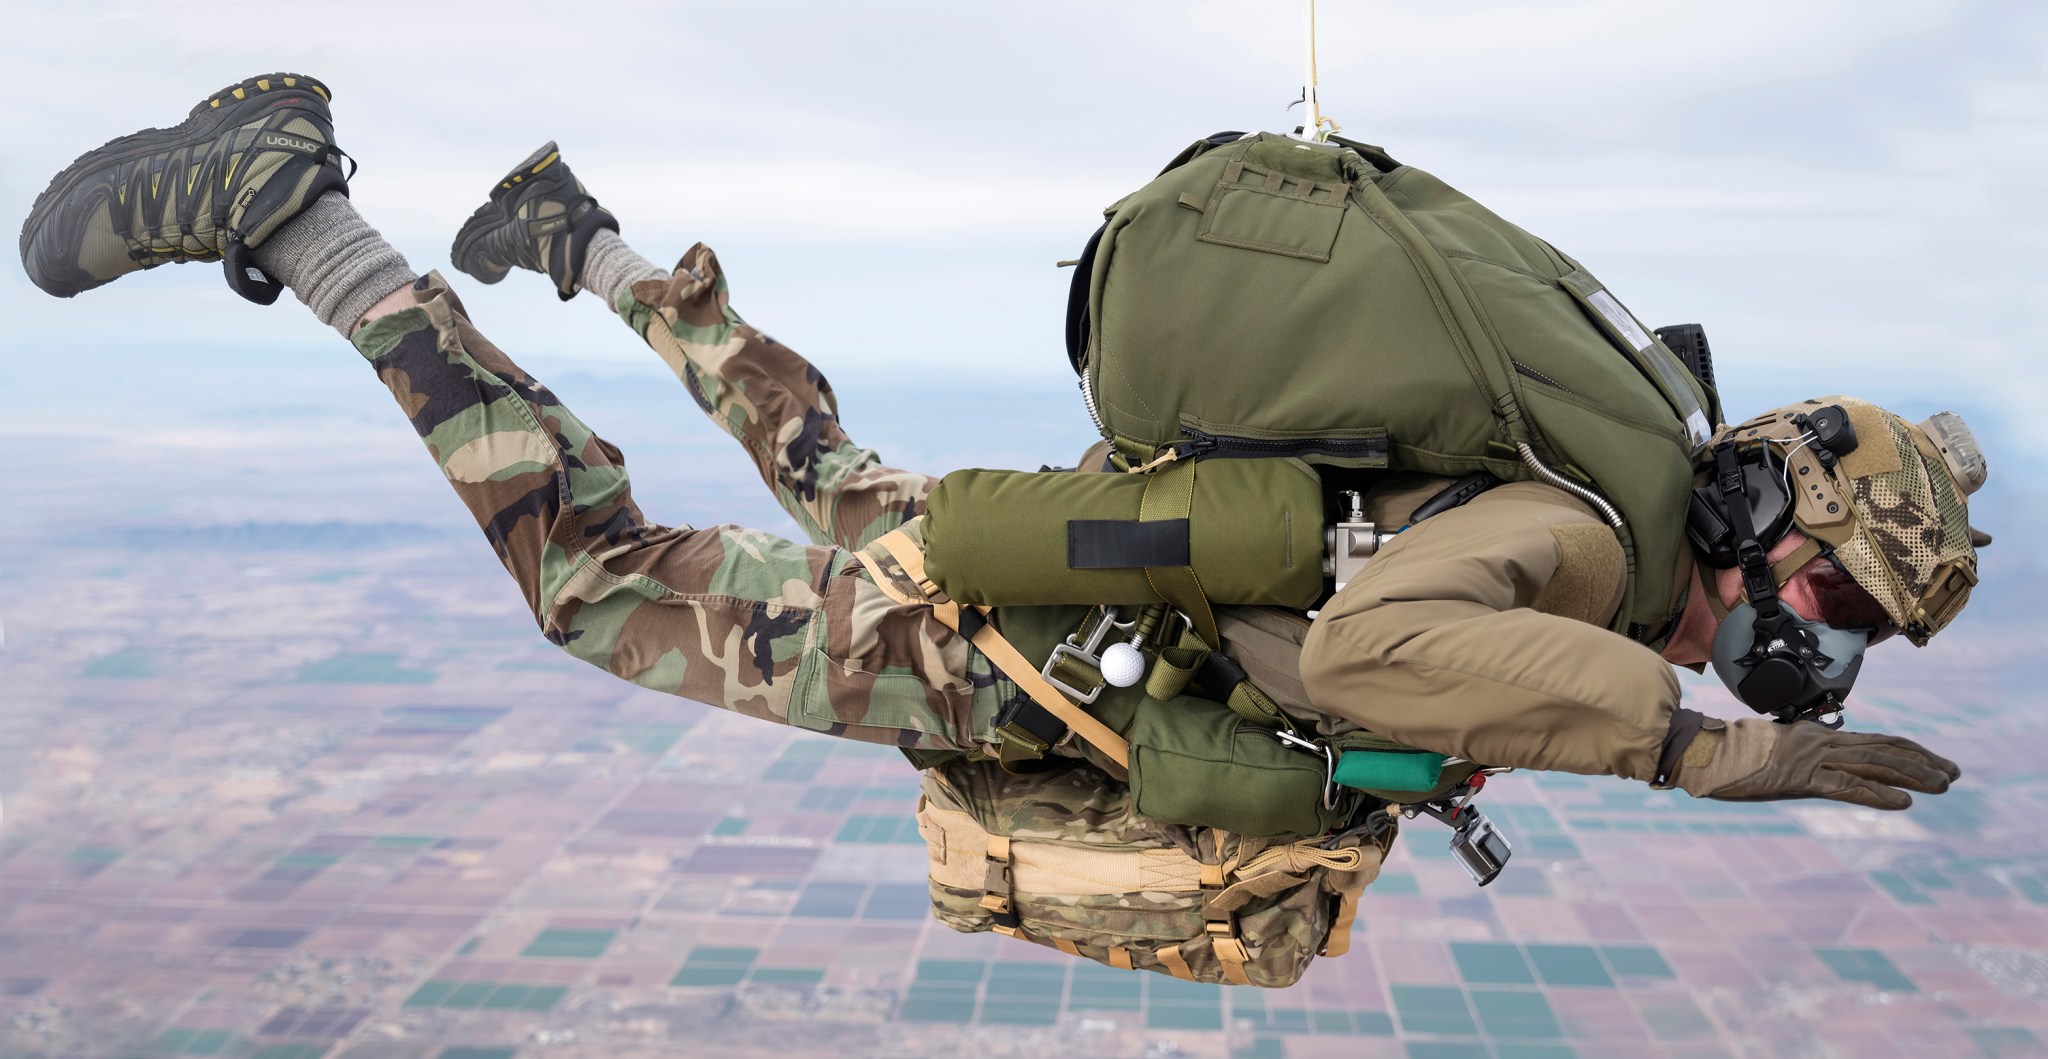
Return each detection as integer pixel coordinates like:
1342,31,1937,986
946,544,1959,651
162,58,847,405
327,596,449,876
347,244,1002,749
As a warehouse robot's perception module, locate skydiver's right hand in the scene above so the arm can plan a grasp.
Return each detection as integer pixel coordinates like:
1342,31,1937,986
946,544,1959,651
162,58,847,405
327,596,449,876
1673,716,1961,810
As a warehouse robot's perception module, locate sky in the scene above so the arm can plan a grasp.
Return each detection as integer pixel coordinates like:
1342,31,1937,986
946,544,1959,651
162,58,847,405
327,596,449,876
1,0,2044,496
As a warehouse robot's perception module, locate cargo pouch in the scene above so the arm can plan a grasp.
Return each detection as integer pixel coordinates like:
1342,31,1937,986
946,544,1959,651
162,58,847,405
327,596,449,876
1190,157,1351,262
916,758,1393,987
1125,694,1344,839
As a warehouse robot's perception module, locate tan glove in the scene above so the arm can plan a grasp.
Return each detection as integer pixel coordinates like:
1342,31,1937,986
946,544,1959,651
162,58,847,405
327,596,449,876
1672,716,1961,811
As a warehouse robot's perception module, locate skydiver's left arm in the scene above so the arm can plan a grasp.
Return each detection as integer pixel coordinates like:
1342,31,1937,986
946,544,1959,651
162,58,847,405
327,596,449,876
613,244,938,552
1298,481,1683,782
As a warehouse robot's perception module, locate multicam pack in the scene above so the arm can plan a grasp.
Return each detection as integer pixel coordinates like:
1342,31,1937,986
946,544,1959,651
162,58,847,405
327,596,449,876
915,755,1392,988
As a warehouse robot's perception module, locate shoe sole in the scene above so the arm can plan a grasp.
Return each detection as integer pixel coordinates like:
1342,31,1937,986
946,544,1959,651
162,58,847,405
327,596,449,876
449,140,563,285
19,72,332,297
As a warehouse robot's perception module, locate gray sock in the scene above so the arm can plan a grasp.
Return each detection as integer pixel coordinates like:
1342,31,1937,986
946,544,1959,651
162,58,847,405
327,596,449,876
250,191,418,336
579,228,669,308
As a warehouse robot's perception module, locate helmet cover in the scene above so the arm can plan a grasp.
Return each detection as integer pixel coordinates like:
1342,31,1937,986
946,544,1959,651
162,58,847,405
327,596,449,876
1709,397,1983,644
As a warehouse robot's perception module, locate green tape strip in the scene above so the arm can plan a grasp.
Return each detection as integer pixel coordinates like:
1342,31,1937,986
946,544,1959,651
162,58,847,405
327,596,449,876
1333,749,1446,794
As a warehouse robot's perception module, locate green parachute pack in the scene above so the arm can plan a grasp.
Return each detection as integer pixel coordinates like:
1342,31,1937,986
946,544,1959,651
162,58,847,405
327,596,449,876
880,130,1719,986
929,130,1717,642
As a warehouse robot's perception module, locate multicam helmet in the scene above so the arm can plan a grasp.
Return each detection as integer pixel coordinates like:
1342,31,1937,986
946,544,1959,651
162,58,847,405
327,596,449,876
1709,397,1986,645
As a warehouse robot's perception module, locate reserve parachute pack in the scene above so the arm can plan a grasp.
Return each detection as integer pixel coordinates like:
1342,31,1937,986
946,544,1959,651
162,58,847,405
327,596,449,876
888,131,1722,986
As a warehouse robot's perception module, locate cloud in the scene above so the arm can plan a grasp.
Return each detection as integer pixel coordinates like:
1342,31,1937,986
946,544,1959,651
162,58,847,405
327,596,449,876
2,0,2043,475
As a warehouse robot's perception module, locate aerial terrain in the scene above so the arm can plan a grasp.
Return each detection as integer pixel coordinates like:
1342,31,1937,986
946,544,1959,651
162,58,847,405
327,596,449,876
1,364,2042,1059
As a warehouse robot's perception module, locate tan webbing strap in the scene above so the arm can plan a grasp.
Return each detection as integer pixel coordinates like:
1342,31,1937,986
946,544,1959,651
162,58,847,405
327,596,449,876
1321,873,1368,959
1234,842,1365,878
1207,922,1253,986
1211,871,1312,914
1319,832,1390,959
873,530,1132,767
1200,830,1229,889
981,834,1013,913
1053,938,1081,957
1108,946,1134,971
1196,852,1261,983
1156,943,1194,980
1770,536,1826,584
981,834,1020,938
1200,830,1250,985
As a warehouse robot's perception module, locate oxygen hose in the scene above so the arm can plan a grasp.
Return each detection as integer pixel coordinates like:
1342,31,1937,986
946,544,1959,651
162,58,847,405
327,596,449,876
1516,442,1625,531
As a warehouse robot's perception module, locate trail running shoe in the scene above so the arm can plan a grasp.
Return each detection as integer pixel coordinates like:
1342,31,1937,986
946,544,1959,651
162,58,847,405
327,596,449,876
450,140,617,301
19,72,350,304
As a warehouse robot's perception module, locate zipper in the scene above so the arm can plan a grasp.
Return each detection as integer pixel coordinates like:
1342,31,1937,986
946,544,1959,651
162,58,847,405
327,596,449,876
1078,370,1108,437
1175,425,1389,464
1513,361,1573,395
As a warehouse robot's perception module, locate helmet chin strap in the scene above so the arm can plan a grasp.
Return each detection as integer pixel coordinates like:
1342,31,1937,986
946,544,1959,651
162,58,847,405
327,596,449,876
1711,444,1848,726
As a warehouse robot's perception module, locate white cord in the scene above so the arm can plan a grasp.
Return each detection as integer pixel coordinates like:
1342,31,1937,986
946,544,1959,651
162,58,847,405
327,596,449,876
1772,432,1818,499
1300,0,1322,141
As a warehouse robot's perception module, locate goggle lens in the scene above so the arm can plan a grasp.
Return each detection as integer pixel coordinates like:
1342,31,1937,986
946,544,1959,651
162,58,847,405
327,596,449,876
1810,558,1900,644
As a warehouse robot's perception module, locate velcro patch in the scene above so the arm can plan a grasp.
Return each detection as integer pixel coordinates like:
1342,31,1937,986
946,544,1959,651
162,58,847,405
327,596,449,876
1068,519,1190,569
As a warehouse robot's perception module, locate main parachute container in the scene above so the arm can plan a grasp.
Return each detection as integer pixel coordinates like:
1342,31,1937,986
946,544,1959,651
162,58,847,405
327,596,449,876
1066,132,1718,636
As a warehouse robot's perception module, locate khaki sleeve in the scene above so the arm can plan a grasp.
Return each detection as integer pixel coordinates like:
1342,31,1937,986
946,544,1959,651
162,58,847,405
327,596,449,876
1299,482,1680,781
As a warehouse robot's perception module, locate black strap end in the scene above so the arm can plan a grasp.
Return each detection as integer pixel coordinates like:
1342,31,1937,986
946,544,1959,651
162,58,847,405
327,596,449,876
222,242,284,305
1653,708,1708,787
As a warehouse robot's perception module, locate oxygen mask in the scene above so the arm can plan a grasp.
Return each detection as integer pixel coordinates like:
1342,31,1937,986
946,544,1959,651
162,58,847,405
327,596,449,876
1709,597,1868,727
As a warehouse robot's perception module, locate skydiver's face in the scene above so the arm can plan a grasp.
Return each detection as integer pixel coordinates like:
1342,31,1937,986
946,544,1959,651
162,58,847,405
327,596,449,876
1713,531,1900,645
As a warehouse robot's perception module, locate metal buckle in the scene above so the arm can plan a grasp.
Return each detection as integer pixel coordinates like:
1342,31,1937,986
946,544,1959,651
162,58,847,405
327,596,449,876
1041,605,1130,705
1273,729,1339,812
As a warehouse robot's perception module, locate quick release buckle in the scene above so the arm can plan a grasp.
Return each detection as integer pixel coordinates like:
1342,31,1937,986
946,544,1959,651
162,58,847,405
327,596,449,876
1041,605,1131,705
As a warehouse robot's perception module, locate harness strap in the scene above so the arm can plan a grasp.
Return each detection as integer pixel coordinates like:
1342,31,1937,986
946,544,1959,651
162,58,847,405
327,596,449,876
872,530,1132,769
1321,864,1373,958
1200,830,1253,986
981,834,1021,937
1207,921,1253,986
1137,458,1221,650
1200,649,1297,731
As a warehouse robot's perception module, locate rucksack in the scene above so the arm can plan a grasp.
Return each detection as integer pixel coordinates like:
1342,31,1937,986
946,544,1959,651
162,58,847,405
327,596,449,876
927,130,1719,644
